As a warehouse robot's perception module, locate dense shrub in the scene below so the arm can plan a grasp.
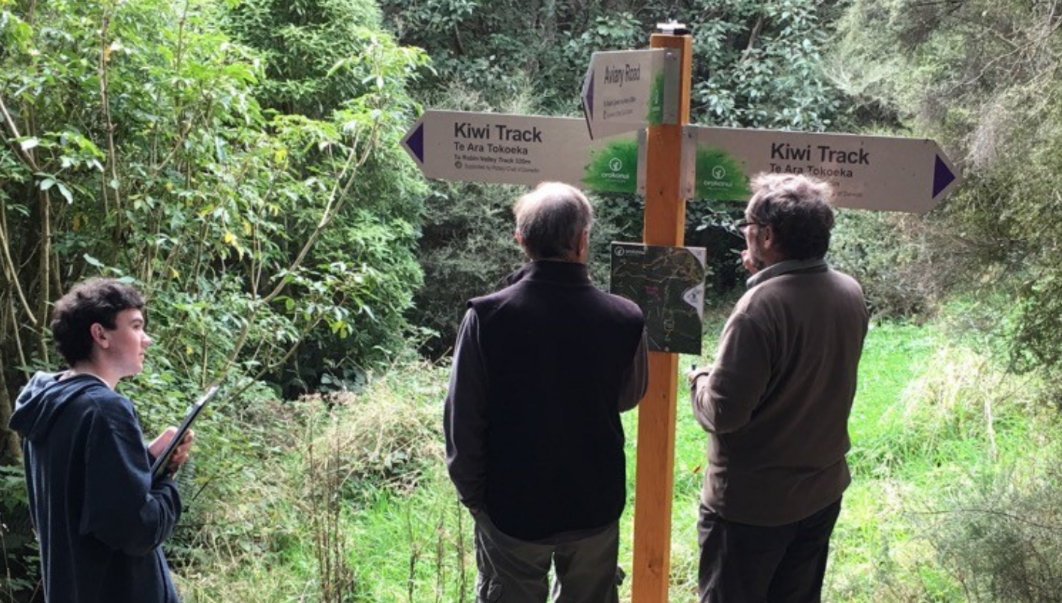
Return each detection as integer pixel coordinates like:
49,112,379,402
925,463,1062,602
0,0,429,429
830,0,1062,381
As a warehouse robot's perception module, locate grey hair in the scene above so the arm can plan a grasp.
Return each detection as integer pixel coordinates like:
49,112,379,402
513,182,594,260
746,173,835,260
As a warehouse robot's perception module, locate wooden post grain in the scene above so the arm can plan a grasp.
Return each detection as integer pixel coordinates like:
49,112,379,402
631,30,692,603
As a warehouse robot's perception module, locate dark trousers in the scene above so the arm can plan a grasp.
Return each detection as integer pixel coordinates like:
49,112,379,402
697,498,843,603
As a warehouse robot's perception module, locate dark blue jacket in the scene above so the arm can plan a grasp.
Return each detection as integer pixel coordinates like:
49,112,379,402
9,372,182,603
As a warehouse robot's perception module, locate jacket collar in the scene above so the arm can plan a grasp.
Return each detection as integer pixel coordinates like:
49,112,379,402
521,260,591,285
747,258,828,289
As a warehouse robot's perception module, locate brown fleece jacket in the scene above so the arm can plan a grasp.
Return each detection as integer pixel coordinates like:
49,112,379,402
691,259,869,526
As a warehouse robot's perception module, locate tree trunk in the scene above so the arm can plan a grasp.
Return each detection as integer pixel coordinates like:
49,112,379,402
35,188,50,365
0,352,22,465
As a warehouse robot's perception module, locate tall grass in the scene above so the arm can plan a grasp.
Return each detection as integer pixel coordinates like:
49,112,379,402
826,324,1060,602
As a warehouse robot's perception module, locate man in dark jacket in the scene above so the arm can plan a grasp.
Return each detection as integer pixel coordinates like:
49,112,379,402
688,173,869,603
9,278,194,603
444,182,648,603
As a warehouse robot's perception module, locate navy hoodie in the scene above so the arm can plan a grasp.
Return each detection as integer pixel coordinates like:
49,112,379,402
9,372,182,603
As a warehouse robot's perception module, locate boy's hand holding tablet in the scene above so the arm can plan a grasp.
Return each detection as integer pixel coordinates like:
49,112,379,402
149,385,219,480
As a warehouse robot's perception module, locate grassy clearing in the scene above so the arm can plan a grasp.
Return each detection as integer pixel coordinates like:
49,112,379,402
825,323,1058,601
173,320,1062,602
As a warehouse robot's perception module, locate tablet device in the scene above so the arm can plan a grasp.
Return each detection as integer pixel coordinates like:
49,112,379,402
151,385,219,481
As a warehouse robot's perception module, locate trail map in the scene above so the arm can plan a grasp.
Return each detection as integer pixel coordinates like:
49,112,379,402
609,243,706,354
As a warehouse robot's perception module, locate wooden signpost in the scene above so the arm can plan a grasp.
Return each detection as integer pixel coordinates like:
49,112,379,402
630,28,690,603
401,21,961,603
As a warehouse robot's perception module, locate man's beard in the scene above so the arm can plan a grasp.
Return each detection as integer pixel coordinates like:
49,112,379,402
750,252,767,270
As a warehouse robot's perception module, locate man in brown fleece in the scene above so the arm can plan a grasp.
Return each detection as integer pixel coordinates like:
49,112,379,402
688,173,869,603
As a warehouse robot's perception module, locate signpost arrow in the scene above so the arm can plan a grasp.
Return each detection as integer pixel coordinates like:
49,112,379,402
685,126,961,212
581,49,669,139
401,110,642,193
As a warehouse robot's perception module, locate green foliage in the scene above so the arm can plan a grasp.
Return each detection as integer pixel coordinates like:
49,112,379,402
412,180,525,358
381,0,843,126
223,0,386,117
823,322,1062,601
831,0,1062,380
119,314,1062,603
926,464,1062,603
687,0,843,130
0,0,429,399
0,0,430,592
828,210,964,317
170,359,457,602
1,464,38,601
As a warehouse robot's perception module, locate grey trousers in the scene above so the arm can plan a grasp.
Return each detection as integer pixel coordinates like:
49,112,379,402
472,512,621,603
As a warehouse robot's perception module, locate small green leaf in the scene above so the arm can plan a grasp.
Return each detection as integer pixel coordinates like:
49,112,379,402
83,254,104,268
20,137,39,151
56,182,73,203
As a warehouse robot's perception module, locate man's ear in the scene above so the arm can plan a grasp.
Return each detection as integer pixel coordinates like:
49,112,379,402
514,229,524,246
760,224,775,250
89,323,109,349
577,229,589,260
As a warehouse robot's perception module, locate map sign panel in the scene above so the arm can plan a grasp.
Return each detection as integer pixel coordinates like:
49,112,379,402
609,243,706,354
686,126,961,213
401,110,641,193
581,49,666,139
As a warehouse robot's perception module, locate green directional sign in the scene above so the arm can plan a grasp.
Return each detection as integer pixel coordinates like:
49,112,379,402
401,110,641,193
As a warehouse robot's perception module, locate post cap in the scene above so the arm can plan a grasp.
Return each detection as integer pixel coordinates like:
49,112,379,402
656,20,690,35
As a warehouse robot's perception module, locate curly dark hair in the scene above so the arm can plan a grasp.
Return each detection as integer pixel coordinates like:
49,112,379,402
50,278,146,366
747,173,835,260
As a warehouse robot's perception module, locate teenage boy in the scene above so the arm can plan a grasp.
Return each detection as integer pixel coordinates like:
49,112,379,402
10,278,194,603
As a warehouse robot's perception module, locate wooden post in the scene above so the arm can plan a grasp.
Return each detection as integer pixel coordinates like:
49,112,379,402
631,29,692,603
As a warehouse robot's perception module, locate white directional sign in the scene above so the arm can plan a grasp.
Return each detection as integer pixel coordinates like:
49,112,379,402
401,110,642,193
685,126,960,212
581,49,667,139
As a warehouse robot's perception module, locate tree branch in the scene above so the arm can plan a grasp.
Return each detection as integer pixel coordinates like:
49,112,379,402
0,195,37,325
0,93,41,172
741,14,764,61
98,9,123,236
35,186,51,363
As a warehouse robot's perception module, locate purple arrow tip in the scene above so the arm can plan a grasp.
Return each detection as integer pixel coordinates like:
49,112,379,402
587,72,594,120
406,123,425,164
933,155,956,198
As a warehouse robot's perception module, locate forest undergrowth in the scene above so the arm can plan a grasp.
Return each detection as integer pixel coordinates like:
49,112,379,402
150,317,1062,603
